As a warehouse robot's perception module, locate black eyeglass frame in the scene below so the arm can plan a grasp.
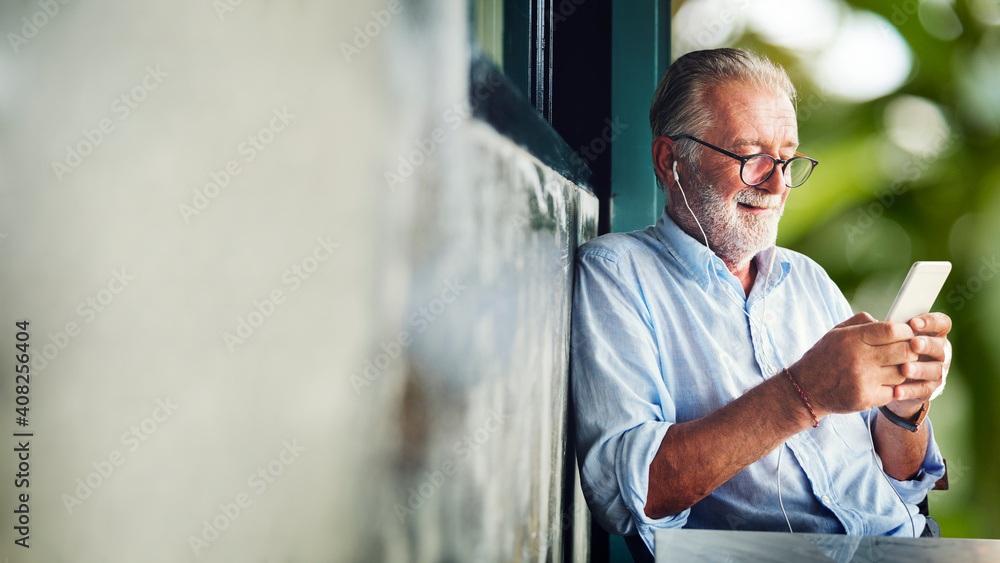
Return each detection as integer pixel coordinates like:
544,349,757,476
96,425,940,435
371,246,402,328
669,134,819,188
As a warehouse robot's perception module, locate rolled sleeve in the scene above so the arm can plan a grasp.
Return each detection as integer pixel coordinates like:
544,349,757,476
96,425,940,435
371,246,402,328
617,422,688,531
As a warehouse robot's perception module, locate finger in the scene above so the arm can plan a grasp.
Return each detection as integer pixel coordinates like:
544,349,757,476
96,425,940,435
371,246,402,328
872,385,897,407
872,340,920,367
859,321,914,346
835,311,876,329
899,359,945,383
909,312,952,336
909,335,950,363
931,357,949,401
871,365,907,388
893,378,940,402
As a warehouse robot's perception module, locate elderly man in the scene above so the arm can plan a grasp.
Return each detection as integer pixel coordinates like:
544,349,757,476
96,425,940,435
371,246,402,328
571,48,950,556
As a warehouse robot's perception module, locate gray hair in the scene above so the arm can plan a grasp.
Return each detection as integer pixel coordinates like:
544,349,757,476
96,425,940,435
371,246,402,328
649,48,797,191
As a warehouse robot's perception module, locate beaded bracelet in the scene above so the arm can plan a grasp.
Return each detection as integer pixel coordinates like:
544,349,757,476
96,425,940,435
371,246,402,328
783,368,819,428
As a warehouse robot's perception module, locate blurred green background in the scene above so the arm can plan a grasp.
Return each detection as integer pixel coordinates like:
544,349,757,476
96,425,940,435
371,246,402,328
671,0,1000,539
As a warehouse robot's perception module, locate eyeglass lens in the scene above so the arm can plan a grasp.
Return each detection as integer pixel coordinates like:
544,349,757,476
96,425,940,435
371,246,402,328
742,155,814,187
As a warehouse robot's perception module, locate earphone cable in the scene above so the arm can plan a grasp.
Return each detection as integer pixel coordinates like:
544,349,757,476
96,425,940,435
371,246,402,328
675,160,791,532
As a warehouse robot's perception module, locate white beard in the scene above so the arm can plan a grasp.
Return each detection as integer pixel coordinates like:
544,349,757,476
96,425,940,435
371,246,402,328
675,177,784,269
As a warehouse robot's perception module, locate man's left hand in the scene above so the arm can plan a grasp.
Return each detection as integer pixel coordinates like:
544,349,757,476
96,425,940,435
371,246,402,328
885,312,952,417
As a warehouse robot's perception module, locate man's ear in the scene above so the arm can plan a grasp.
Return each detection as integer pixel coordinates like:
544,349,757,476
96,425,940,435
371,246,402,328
652,136,679,193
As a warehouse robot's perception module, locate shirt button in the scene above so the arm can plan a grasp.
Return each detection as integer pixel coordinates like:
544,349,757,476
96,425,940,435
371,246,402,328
821,495,831,505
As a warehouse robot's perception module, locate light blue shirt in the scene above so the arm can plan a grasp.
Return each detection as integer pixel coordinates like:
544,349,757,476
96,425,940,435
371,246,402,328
571,210,945,552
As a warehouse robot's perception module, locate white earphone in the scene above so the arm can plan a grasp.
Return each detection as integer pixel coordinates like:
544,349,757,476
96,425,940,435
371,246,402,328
672,159,711,253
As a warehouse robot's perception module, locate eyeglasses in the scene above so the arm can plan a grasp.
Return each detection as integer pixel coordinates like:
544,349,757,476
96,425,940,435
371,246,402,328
670,134,819,188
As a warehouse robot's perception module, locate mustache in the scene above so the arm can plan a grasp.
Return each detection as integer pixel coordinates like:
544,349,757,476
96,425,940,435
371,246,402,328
734,189,783,209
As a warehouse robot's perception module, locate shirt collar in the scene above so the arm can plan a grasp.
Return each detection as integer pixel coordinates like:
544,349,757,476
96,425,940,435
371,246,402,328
651,207,791,294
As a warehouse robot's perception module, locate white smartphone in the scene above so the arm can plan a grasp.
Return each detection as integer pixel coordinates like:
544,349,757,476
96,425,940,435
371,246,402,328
885,261,952,323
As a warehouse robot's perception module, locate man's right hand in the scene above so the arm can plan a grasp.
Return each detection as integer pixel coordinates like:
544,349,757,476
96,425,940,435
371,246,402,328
789,312,919,418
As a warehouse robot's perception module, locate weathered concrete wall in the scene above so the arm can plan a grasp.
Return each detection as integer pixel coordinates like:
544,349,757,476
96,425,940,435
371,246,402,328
374,120,597,561
0,1,595,561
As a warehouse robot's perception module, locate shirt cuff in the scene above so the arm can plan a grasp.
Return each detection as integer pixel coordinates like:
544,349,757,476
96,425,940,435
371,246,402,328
616,421,689,546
